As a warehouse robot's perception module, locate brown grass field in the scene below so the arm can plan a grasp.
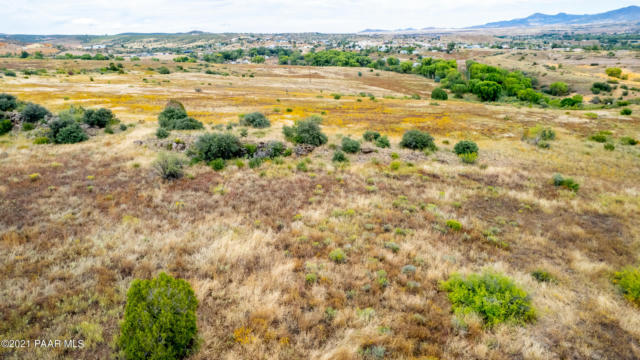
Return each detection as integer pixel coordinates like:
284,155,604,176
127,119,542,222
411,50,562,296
1,54,640,359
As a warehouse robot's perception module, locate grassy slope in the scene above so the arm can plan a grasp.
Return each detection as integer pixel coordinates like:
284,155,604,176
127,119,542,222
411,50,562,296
1,56,640,359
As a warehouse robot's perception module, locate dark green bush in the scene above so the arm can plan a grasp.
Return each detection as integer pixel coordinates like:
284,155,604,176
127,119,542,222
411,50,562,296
341,137,360,153
620,137,638,146
240,112,270,128
0,119,13,135
157,66,171,74
604,143,615,151
332,150,347,162
591,82,612,94
621,108,632,116
21,103,50,123
152,153,185,180
83,108,114,128
55,123,88,144
192,133,243,161
431,87,448,100
156,127,170,139
453,140,478,155
589,131,609,143
48,118,88,144
282,116,328,146
158,107,204,130
119,272,198,359
0,93,17,111
441,272,535,327
613,266,640,306
552,173,579,192
363,130,380,142
400,130,436,151
375,135,390,148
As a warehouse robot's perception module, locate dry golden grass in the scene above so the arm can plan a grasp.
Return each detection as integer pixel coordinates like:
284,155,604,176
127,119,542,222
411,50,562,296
1,56,640,359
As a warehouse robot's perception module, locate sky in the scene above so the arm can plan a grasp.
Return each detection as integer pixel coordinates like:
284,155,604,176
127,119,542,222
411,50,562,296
1,0,637,34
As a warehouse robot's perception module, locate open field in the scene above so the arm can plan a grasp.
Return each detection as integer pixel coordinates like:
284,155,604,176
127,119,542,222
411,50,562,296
1,56,640,359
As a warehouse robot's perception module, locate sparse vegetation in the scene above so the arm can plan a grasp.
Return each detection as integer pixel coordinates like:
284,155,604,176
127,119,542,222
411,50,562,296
613,267,640,306
153,152,185,180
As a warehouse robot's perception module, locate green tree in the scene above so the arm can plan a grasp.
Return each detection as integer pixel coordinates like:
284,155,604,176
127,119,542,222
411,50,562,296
549,82,569,96
119,273,198,359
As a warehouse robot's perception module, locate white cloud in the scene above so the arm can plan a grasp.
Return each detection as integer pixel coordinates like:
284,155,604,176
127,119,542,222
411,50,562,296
0,0,637,34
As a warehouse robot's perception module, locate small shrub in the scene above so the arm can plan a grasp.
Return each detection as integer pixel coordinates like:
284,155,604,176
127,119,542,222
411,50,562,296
589,132,609,143
613,267,640,306
239,128,248,137
0,119,12,135
441,272,535,327
158,106,203,130
83,108,114,128
157,66,171,74
332,150,348,162
296,161,308,172
240,112,270,128
209,158,225,171
21,103,50,123
459,152,477,164
431,87,448,100
389,160,401,171
604,143,615,151
620,137,638,146
153,153,185,180
33,136,50,144
446,219,462,231
156,127,170,139
49,119,88,144
531,270,554,283
118,272,198,359
329,248,346,263
283,116,327,146
0,93,18,111
621,108,632,116
384,242,400,253
363,130,380,142
453,140,478,155
22,123,35,131
375,135,390,148
552,173,579,192
192,133,243,161
341,137,360,153
119,123,127,131
400,130,436,151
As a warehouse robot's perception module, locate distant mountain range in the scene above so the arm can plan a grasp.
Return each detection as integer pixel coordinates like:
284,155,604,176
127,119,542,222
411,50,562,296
360,6,640,33
474,5,640,28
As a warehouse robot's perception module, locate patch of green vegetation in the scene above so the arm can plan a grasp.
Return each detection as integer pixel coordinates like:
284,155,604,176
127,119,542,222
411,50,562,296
613,267,640,306
283,115,328,146
552,173,579,192
118,272,198,359
329,248,346,263
441,272,535,327
400,130,436,151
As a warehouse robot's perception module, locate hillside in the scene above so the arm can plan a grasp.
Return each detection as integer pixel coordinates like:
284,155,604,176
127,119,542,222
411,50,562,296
474,5,640,28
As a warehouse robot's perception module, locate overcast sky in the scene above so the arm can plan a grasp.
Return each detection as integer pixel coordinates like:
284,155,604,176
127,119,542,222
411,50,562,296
1,0,637,34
